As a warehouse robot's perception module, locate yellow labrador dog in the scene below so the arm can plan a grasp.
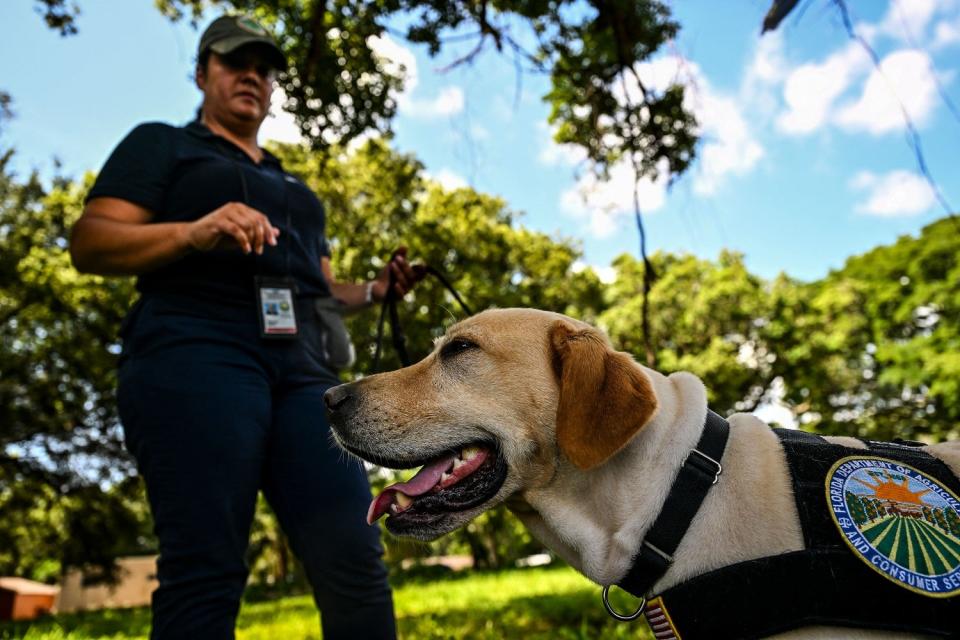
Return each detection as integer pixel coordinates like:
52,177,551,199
325,309,960,640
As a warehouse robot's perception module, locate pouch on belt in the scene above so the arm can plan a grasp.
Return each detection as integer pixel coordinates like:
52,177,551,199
313,296,356,369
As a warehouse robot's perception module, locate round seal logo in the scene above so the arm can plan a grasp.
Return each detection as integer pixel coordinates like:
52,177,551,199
826,456,960,597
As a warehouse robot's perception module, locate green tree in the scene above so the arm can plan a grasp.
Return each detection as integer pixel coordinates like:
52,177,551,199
31,0,81,35
0,92,11,128
28,0,697,189
0,133,156,580
246,496,308,597
0,134,605,577
274,139,606,376
863,499,879,522
600,250,779,414
933,508,949,532
946,508,960,537
774,219,960,441
595,225,960,442
156,0,698,180
0,474,152,584
847,492,868,527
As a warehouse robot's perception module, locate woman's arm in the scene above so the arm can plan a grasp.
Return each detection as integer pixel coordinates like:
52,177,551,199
323,247,422,314
71,197,280,276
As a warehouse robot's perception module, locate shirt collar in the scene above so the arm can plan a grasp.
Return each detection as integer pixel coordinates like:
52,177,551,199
185,119,282,168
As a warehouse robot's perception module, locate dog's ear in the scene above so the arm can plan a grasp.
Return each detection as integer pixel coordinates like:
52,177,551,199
550,320,658,470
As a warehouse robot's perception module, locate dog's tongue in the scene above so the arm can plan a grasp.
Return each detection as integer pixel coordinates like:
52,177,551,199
366,454,456,525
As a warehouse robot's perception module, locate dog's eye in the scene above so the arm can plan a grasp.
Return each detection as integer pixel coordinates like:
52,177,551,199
440,338,478,359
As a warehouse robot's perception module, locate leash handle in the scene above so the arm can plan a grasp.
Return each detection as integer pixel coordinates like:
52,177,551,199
371,257,402,371
370,260,472,373
387,280,409,366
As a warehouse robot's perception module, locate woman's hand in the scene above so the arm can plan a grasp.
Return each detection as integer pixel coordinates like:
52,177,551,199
370,247,425,302
185,202,280,255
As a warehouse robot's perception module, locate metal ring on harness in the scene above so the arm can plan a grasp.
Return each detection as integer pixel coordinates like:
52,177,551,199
602,585,645,621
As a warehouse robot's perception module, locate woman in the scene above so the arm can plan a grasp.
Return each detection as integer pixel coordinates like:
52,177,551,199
69,14,411,640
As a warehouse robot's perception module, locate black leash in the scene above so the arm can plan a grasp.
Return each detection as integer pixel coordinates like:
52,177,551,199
603,410,730,620
371,263,474,372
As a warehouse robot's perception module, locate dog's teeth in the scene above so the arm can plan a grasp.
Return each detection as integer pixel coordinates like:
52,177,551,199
452,457,466,470
462,446,480,461
395,492,412,508
440,472,452,484
390,503,399,514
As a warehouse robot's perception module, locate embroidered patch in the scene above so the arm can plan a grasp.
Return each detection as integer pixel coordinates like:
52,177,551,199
236,17,268,36
826,456,960,597
644,596,682,639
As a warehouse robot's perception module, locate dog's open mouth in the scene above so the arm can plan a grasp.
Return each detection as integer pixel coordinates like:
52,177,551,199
362,443,508,532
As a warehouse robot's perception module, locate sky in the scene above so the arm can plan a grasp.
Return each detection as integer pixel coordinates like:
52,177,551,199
1,0,959,283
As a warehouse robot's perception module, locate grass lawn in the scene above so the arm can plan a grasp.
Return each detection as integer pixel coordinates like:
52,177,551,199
0,565,653,639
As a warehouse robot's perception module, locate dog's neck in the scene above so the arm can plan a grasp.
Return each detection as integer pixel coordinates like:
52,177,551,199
511,370,709,587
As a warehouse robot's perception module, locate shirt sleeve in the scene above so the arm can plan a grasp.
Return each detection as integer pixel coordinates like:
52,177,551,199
85,122,175,213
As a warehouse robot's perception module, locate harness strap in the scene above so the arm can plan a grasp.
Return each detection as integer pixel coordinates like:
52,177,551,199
643,432,960,639
646,549,960,640
617,410,730,598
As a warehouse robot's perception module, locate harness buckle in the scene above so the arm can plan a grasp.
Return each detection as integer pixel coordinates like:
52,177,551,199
689,448,723,485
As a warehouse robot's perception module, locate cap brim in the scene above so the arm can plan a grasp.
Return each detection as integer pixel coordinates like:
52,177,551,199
209,36,287,71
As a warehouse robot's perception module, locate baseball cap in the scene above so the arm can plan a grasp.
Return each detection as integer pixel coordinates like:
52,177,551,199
198,15,287,71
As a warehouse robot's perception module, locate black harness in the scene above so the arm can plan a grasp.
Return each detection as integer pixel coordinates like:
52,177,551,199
613,417,960,639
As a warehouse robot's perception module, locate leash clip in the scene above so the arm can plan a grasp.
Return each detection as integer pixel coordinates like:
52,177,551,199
602,585,646,622
689,448,723,485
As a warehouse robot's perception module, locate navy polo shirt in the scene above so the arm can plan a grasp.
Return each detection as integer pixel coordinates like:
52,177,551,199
86,120,332,305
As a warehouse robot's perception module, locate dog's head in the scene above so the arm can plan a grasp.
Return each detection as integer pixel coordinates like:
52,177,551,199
325,308,659,540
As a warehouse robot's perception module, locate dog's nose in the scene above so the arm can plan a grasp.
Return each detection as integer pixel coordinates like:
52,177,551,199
324,384,355,415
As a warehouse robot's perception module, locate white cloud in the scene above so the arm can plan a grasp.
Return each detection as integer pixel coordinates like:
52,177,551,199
773,0,960,137
538,126,587,167
470,124,490,141
368,34,464,119
933,18,960,49
850,169,936,217
632,56,765,196
403,86,465,118
741,31,789,118
835,49,942,134
260,89,304,145
537,1,958,235
688,84,765,196
753,378,798,429
594,265,617,284
427,168,469,190
876,0,938,42
263,36,462,143
547,54,764,236
560,159,670,239
746,31,789,87
776,43,870,134
572,261,617,284
368,34,418,89
753,403,797,429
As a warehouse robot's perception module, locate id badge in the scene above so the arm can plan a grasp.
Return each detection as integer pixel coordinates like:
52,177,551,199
255,276,299,339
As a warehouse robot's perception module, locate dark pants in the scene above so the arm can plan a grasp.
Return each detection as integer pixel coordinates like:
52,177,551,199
117,294,396,640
